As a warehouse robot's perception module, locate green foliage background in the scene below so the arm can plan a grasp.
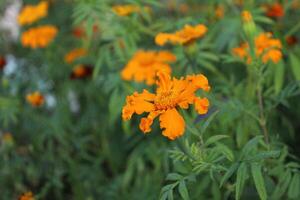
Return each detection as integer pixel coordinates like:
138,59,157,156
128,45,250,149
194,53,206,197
0,0,300,199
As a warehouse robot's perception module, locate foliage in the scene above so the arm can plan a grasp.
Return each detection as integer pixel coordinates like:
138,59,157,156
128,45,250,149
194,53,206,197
0,0,300,199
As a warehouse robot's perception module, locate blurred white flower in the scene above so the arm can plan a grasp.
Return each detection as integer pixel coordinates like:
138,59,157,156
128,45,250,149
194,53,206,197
0,0,22,41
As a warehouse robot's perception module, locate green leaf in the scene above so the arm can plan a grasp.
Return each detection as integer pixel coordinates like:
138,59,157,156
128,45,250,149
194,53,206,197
235,163,248,200
288,173,300,199
166,173,182,181
178,181,190,200
251,163,267,200
247,150,280,161
220,163,239,187
200,110,220,134
289,53,300,81
274,60,285,95
167,189,174,200
241,136,263,158
205,135,229,147
216,143,234,161
272,170,292,199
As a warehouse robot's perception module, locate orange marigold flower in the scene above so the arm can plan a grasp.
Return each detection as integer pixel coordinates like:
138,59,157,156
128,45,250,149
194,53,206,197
18,1,49,26
26,91,44,107
155,24,207,46
64,48,87,64
122,71,210,140
121,50,176,85
233,32,282,64
19,192,35,200
70,65,93,79
21,25,58,49
266,3,284,18
0,56,6,70
241,10,252,22
112,5,140,16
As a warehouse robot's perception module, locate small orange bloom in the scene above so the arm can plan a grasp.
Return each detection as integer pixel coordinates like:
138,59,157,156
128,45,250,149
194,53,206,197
215,5,225,19
18,1,49,26
241,10,252,22
70,65,93,79
233,32,282,64
19,192,35,200
112,5,140,16
121,50,176,85
122,71,210,140
266,3,284,18
155,24,207,46
21,25,58,48
26,92,44,107
0,56,6,70
64,48,87,64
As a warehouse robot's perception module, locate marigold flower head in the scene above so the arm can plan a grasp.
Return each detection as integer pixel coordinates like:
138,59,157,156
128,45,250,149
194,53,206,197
112,5,140,16
70,64,93,79
265,3,284,18
233,32,282,64
122,71,210,140
21,25,58,49
18,1,48,26
64,48,87,64
19,192,35,200
155,24,207,46
121,50,176,85
0,56,6,70
241,10,252,22
26,91,44,107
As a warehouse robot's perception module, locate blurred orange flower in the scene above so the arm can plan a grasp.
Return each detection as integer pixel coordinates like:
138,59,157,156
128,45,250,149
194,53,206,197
265,3,284,18
122,71,210,140
215,5,225,19
26,92,44,107
155,24,207,46
232,43,251,64
70,65,93,79
121,50,176,85
19,192,35,200
21,25,58,48
233,32,282,64
64,48,87,64
241,10,252,22
112,5,140,16
18,1,49,26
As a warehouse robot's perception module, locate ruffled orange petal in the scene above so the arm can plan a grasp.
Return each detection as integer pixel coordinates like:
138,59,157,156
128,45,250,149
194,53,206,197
187,74,211,91
139,111,159,133
194,97,210,114
262,49,282,64
122,90,155,120
155,33,172,46
159,108,185,140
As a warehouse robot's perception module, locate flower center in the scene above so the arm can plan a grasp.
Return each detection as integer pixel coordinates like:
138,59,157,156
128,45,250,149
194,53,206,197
154,90,177,110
